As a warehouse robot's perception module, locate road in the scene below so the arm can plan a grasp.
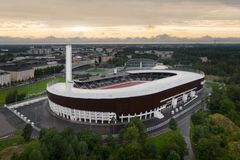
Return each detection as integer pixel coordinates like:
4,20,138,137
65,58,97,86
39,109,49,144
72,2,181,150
148,85,211,160
179,85,211,160
179,113,194,160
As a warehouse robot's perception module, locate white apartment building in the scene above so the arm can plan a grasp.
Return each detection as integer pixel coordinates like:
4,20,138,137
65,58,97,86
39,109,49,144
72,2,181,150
0,70,11,85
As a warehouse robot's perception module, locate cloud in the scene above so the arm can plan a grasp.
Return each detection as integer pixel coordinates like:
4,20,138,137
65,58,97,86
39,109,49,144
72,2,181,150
0,0,239,38
145,25,156,30
0,34,239,44
0,0,240,27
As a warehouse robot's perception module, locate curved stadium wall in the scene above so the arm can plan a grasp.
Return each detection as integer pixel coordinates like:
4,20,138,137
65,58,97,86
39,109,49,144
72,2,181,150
47,70,205,124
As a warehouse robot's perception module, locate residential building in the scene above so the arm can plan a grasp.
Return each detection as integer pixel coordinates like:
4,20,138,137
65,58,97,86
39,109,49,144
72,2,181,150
0,70,11,85
200,57,209,63
0,66,34,82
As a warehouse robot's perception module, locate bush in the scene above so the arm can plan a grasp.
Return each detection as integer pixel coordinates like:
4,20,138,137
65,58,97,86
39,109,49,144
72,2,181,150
23,124,33,142
191,112,208,125
167,150,181,160
5,90,26,104
169,118,177,130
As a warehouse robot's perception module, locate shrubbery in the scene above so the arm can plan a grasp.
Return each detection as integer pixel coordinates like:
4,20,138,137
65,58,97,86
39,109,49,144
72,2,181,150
11,118,187,160
191,112,240,160
34,65,64,78
5,90,26,104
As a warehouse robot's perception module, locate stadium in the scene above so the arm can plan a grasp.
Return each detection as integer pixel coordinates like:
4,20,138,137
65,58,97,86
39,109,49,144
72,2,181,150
47,45,205,125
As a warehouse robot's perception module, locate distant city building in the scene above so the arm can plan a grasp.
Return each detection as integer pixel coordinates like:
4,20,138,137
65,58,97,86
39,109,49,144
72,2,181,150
126,58,157,69
100,54,113,63
27,48,52,55
86,48,95,52
73,56,82,64
0,70,11,85
154,51,173,59
105,48,114,53
144,50,153,54
1,49,8,52
134,50,141,54
0,66,34,82
200,57,209,63
127,55,132,59
32,61,59,71
134,50,173,59
72,48,84,54
96,48,104,53
13,56,29,61
152,63,169,70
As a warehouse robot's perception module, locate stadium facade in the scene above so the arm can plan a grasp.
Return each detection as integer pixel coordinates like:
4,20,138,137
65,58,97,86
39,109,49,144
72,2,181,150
47,45,205,124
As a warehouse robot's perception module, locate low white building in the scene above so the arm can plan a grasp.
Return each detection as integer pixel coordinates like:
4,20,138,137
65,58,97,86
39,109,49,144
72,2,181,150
154,51,173,59
32,61,59,71
152,63,169,70
0,70,11,85
96,48,104,52
0,66,34,82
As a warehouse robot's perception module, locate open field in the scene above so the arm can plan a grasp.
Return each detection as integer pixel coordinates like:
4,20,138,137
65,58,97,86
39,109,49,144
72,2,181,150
206,80,223,89
205,75,222,81
147,130,181,150
0,76,65,106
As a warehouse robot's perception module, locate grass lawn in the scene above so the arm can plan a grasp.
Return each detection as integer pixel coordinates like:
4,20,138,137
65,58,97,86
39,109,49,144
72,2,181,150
0,132,24,152
0,76,65,106
206,80,222,89
205,75,221,81
147,130,181,151
86,68,105,75
0,145,25,160
0,138,39,160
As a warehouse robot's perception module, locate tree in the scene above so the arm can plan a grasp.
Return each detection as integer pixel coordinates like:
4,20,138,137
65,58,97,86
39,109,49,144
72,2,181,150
167,150,181,160
78,141,88,157
169,118,177,130
63,144,76,160
105,134,116,150
5,90,26,104
119,141,142,160
143,142,158,159
23,124,33,142
161,131,187,159
98,56,102,64
192,125,209,143
11,153,19,160
195,138,224,160
28,149,43,160
122,126,140,144
191,112,208,125
119,118,146,144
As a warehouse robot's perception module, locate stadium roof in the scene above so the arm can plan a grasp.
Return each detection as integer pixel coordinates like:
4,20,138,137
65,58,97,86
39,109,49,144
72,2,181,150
47,70,204,99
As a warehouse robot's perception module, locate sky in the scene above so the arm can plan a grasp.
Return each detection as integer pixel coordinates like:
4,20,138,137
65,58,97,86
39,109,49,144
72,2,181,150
0,0,240,40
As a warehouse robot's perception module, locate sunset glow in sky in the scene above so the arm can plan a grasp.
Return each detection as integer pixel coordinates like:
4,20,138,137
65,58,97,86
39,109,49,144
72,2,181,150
1,0,240,38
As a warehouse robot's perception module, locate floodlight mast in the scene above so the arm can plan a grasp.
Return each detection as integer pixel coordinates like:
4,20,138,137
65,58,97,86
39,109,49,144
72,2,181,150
66,44,72,83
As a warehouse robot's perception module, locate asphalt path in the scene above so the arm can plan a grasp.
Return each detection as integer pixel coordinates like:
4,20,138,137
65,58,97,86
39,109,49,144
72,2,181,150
0,107,26,138
148,85,211,160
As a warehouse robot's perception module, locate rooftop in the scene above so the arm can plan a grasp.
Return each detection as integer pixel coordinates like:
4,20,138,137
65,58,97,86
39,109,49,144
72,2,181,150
47,70,204,99
0,65,33,72
0,69,9,75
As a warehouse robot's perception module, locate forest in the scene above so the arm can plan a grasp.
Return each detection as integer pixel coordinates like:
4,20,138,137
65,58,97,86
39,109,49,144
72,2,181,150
9,119,187,160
